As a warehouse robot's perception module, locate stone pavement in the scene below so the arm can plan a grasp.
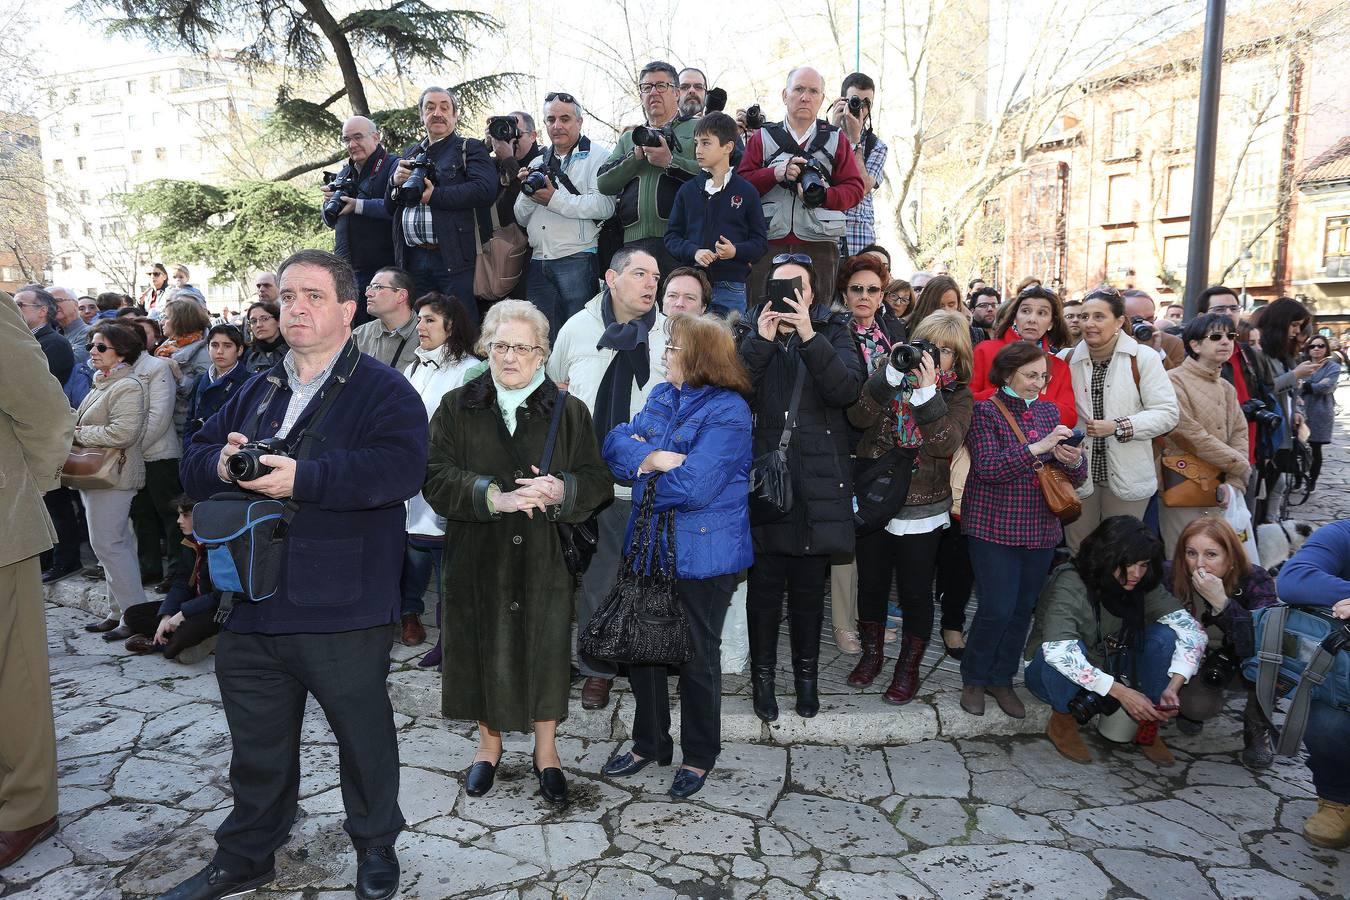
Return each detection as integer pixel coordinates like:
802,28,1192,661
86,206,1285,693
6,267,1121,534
5,601,1346,900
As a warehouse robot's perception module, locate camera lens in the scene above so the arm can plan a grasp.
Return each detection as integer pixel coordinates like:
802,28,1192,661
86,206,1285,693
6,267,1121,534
745,105,765,130
521,170,550,196
799,164,828,208
847,96,863,115
631,125,665,148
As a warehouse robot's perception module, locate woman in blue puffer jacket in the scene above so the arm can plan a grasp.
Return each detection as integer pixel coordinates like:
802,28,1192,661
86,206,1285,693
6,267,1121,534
601,313,753,800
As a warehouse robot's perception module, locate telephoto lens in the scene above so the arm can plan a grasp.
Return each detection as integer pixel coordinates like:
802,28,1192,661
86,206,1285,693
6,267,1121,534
744,105,766,130
1130,315,1156,344
889,339,941,372
520,169,551,196
630,125,664,148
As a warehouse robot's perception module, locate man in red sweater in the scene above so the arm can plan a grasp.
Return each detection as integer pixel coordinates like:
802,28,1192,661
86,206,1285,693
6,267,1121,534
738,66,865,304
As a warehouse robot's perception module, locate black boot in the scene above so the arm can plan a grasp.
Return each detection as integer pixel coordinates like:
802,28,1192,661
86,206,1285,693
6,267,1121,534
789,612,823,718
1240,688,1274,770
747,606,780,722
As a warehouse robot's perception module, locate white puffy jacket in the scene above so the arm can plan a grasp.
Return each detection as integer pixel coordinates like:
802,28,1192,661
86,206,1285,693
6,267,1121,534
403,345,482,537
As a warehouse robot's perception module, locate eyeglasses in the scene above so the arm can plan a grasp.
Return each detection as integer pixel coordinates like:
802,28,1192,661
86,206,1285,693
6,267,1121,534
662,345,683,356
678,83,705,92
366,283,398,293
488,341,542,357
1016,370,1051,383
15,301,41,310
1203,332,1239,342
247,315,274,325
772,253,813,266
638,82,676,94
86,342,110,353
545,92,576,104
1208,304,1240,314
1308,343,1329,350
847,283,882,296
973,301,998,309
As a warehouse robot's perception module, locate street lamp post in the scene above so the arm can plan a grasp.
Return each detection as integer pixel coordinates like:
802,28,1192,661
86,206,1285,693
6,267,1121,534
1183,0,1227,319
1239,248,1253,310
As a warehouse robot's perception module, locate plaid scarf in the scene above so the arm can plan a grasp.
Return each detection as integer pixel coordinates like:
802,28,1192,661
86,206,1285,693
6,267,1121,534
892,369,958,449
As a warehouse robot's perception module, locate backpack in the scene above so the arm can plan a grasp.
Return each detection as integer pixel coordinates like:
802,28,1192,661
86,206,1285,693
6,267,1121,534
1242,603,1350,754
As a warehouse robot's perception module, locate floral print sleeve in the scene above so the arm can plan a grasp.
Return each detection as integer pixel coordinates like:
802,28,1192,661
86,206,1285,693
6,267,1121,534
1159,608,1207,682
1042,640,1115,696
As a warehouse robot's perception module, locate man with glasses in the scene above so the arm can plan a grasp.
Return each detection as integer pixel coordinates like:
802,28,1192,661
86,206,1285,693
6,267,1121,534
1123,288,1184,370
354,267,419,372
514,92,614,336
596,61,701,277
1198,284,1263,466
678,67,708,118
13,286,73,386
739,66,865,303
547,246,669,711
322,115,398,325
828,72,886,259
45,285,90,366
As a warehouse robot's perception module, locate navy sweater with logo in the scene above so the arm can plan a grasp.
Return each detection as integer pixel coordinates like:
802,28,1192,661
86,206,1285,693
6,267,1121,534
664,171,768,284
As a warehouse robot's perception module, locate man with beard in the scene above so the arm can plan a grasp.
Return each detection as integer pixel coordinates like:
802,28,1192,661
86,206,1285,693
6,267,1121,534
678,67,707,118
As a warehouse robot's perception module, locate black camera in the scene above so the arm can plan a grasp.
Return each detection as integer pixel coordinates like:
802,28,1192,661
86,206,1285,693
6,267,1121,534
1067,688,1122,726
226,438,290,483
631,123,679,152
1130,315,1156,344
744,105,766,130
1198,647,1240,689
487,115,522,143
520,168,552,196
321,169,359,220
394,147,439,206
846,95,865,116
1241,398,1283,430
797,159,831,208
889,339,941,372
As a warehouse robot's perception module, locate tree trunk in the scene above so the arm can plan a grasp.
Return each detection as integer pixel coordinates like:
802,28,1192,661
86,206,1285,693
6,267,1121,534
297,0,369,116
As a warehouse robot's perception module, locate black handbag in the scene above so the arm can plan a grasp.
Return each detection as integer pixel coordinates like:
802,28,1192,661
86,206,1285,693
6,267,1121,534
749,363,805,523
852,444,918,535
577,477,693,666
538,388,601,579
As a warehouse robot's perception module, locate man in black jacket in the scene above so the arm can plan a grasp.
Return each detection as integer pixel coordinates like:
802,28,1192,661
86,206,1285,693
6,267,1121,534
13,286,73,386
322,116,399,326
387,87,497,313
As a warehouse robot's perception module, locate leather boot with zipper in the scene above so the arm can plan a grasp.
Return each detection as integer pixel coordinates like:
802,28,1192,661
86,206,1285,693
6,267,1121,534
747,606,780,722
882,634,927,705
789,611,823,717
847,621,886,687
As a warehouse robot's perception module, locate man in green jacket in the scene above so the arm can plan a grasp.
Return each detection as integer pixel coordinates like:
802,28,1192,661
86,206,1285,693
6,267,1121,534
595,60,700,278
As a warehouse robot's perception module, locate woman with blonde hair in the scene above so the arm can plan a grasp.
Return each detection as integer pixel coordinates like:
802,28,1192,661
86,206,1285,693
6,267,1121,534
156,298,213,439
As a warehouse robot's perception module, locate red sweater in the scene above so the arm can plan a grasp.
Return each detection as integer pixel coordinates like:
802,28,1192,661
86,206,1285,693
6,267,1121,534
970,330,1078,428
737,123,865,239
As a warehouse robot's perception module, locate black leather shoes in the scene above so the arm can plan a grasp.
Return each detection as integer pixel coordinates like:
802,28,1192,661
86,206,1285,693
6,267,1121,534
159,863,275,900
669,767,709,799
464,760,497,797
41,563,81,584
533,764,568,806
355,845,400,900
602,750,671,778
101,625,133,642
84,618,119,633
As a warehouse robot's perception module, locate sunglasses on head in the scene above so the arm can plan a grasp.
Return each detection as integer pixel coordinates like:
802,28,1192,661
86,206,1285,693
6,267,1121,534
545,92,576,104
772,252,814,267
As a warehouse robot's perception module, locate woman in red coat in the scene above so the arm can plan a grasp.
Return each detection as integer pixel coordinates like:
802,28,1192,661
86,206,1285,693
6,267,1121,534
970,285,1077,428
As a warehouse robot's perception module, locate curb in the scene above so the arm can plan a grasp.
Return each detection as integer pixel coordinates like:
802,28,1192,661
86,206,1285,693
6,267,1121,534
46,579,1052,746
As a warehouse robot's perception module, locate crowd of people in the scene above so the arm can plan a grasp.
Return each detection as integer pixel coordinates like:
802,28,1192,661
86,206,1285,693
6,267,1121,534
2,59,1347,900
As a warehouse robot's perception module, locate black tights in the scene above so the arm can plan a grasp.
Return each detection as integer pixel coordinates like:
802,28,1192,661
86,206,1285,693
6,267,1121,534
856,527,943,641
1309,442,1326,485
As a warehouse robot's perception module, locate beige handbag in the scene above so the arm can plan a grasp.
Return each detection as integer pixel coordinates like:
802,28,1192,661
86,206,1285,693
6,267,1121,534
473,203,529,301
61,446,127,491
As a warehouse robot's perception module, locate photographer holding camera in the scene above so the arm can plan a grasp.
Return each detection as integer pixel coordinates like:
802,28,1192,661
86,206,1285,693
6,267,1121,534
1122,289,1184,370
171,250,427,900
596,61,701,277
513,93,615,337
387,87,497,310
827,73,886,259
738,67,865,303
321,117,398,324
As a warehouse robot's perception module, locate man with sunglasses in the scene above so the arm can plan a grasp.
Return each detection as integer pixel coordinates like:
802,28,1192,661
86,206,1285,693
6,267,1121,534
828,72,886,259
514,92,614,336
596,61,701,278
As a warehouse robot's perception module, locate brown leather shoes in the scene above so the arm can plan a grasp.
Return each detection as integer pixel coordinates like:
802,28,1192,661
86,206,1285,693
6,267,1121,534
125,634,157,654
83,618,119,633
0,816,58,870
400,613,427,647
580,676,612,710
987,686,1026,719
1047,711,1093,763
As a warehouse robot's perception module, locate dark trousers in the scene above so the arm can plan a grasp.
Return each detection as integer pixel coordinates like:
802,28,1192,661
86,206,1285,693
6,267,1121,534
352,268,377,327
961,538,1054,687
934,517,974,633
123,601,219,659
746,552,830,619
40,487,85,571
1025,624,1177,712
629,574,735,771
576,499,630,679
1306,701,1350,803
211,626,404,875
404,246,475,317
131,458,184,581
856,526,943,640
399,535,443,619
1309,441,1326,485
527,253,599,339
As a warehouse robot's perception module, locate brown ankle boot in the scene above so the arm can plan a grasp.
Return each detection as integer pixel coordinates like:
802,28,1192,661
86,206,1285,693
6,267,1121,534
847,621,886,687
1304,798,1350,849
1134,720,1176,766
1047,711,1093,763
881,634,926,705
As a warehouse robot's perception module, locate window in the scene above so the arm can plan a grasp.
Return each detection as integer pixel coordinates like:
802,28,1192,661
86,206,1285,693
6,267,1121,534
149,75,161,92
152,111,163,128
1216,213,1275,282
1110,109,1135,158
79,190,90,203
94,114,118,134
1325,216,1350,269
1107,173,1135,223
60,256,70,269
1170,99,1196,149
77,156,87,170
72,123,80,138
1105,241,1132,284
82,223,91,237
1235,148,1278,208
155,146,167,161
131,149,142,164
1166,165,1193,217
51,158,64,173
126,79,136,94
58,223,69,239
1162,235,1189,278
128,114,139,131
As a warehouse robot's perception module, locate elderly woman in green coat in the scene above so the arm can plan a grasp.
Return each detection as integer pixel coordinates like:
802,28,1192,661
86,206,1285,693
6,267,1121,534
424,299,612,808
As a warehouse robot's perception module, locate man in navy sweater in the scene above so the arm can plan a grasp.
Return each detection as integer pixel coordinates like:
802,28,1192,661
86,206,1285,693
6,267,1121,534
168,250,428,900
1276,518,1350,850
664,112,767,317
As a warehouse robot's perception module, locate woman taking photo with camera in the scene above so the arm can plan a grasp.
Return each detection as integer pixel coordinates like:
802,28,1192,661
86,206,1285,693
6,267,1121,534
846,310,973,705
423,300,612,807
600,314,753,799
969,285,1077,427
1024,516,1207,766
737,253,865,723
958,341,1086,717
1157,313,1251,554
1163,517,1277,766
1060,287,1178,551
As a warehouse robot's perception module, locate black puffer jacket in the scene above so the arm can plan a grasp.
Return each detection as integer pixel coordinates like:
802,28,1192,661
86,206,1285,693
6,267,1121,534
737,303,866,557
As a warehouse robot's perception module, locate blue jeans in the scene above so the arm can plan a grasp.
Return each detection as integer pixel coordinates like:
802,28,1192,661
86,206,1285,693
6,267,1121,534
399,535,443,619
404,247,475,315
961,539,1054,687
1024,623,1177,712
710,281,747,318
528,253,598,338
1306,701,1350,803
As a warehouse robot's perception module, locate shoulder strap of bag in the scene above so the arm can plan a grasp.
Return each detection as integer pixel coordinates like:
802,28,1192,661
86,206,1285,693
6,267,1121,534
1274,619,1349,755
991,394,1033,450
539,389,568,472
778,363,807,453
1253,603,1289,724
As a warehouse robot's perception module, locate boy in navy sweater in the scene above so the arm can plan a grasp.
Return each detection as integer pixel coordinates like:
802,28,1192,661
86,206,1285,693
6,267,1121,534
664,112,768,317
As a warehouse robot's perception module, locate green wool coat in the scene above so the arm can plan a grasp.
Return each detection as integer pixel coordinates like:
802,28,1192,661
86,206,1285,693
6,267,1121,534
423,372,613,732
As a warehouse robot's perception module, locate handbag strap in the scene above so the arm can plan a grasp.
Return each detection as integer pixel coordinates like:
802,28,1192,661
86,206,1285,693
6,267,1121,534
991,394,1041,468
778,362,807,453
539,388,569,473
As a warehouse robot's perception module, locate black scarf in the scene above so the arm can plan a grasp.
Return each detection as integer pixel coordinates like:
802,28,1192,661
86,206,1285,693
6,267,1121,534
592,289,655,442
